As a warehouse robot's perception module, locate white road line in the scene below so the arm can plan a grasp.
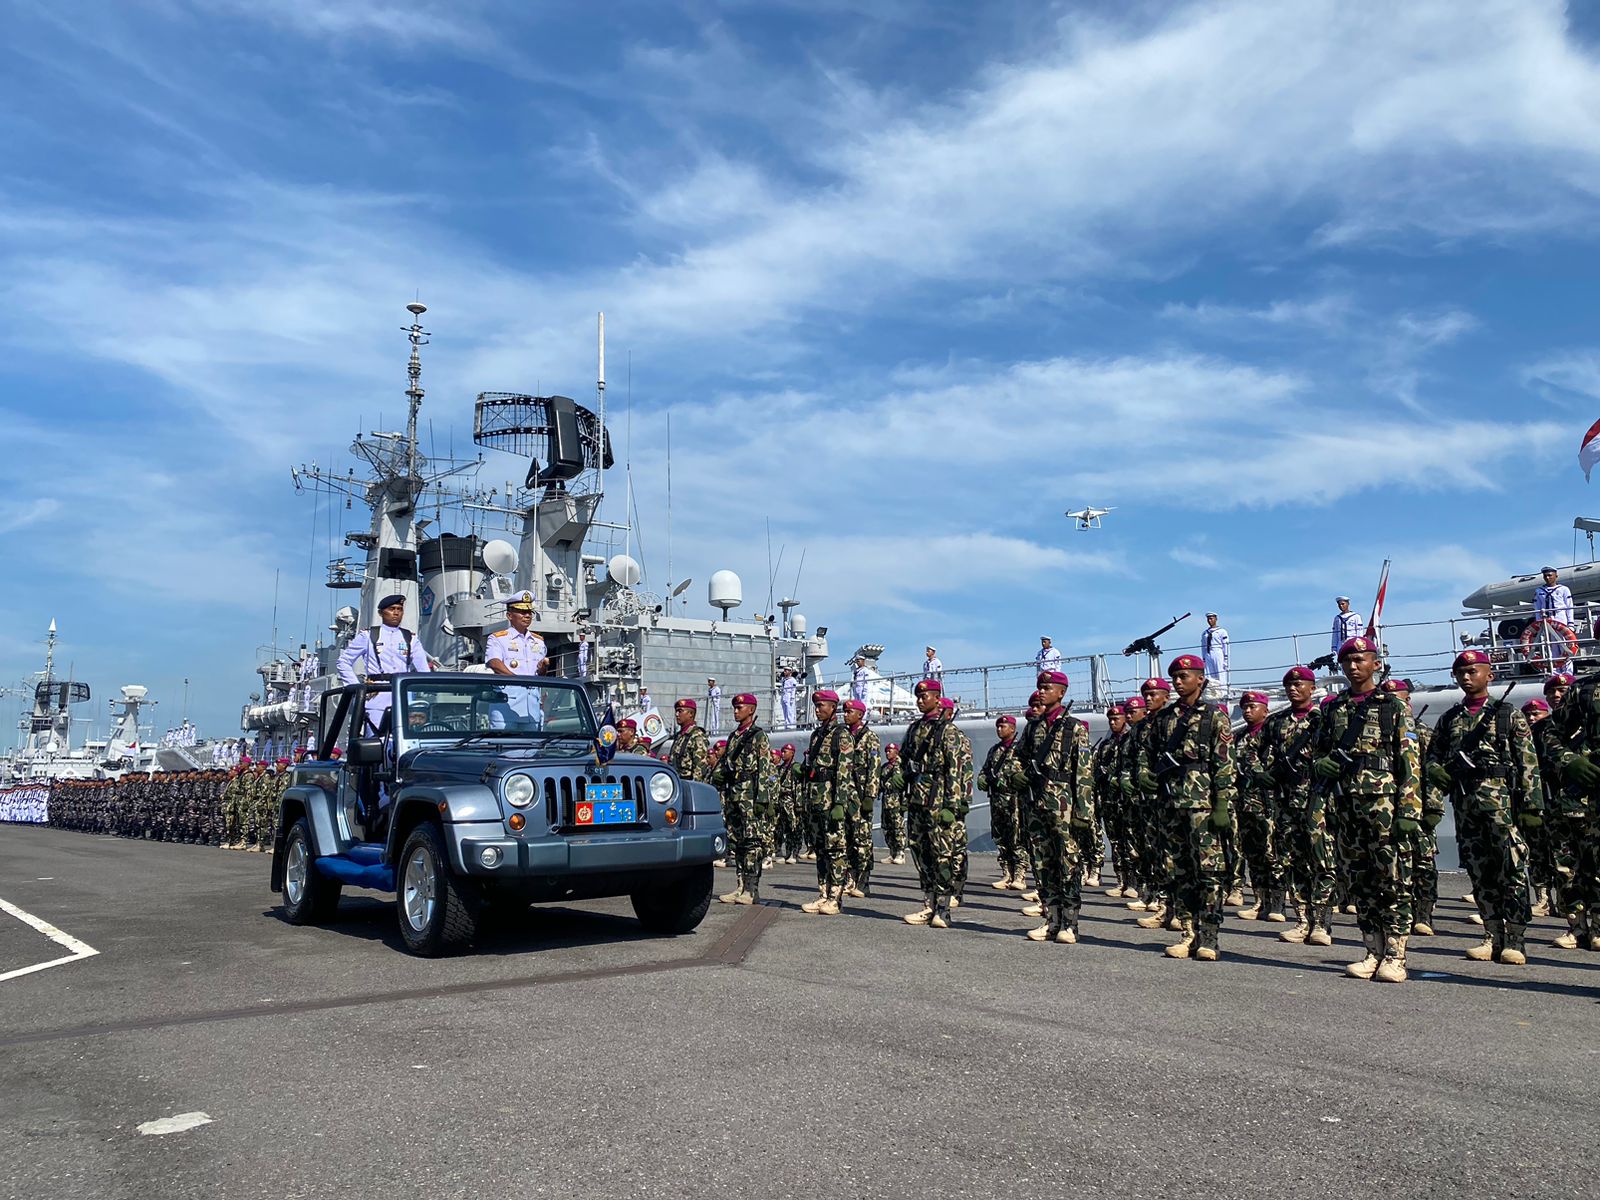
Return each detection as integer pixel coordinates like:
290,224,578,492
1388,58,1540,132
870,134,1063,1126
137,1112,213,1136
0,896,99,982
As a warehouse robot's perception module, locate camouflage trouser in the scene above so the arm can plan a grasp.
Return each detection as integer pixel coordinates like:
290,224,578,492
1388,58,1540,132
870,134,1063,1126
222,791,245,846
737,804,776,883
1166,805,1226,932
1024,796,1083,915
846,802,874,889
1220,809,1240,890
1109,790,1142,888
1455,806,1530,927
906,806,930,888
1334,798,1414,942
989,789,1030,879
1550,810,1600,920
921,811,967,901
1523,816,1556,891
1278,800,1336,912
1410,826,1438,916
1326,797,1353,906
813,805,849,892
775,797,803,859
806,803,824,859
881,795,906,858
256,791,279,850
1235,795,1280,896
1084,812,1104,877
1141,793,1174,902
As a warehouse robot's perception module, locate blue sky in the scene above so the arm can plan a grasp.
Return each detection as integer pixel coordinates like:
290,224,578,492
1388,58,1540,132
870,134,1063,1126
5,0,1600,741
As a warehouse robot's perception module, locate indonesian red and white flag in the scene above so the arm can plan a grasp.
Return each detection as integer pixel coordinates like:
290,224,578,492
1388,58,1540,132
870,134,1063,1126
1366,559,1390,641
1582,418,1600,482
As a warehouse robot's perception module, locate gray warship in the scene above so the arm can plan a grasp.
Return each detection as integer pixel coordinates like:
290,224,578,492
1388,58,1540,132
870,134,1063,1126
209,303,828,761
0,620,157,784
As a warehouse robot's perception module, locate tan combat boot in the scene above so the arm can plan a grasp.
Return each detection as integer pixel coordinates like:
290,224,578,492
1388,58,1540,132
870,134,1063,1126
1373,935,1408,982
1344,931,1380,979
800,888,829,915
718,878,747,904
1498,923,1527,965
1464,926,1496,961
1224,889,1245,908
1135,904,1168,930
904,893,934,925
1531,890,1552,918
1026,903,1059,942
1023,889,1040,903
1010,874,1030,891
1306,906,1334,948
736,881,759,905
1237,892,1263,921
1164,920,1196,959
929,897,952,929
992,871,1014,891
1194,924,1220,962
1054,911,1078,944
1022,901,1045,918
1279,913,1310,944
818,887,843,916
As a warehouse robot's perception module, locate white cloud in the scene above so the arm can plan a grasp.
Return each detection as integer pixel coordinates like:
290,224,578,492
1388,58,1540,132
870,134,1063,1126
0,498,60,534
1170,546,1221,570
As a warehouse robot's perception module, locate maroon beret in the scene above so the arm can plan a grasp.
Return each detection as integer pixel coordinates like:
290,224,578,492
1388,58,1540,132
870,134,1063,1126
1124,696,1147,711
1027,690,1045,705
1452,650,1492,669
732,693,758,707
1337,636,1378,659
813,688,840,703
1036,669,1069,688
915,678,943,694
939,697,956,711
1167,654,1204,675
714,739,727,749
674,698,697,711
844,698,866,714
996,714,1017,727
1545,672,1574,691
1105,703,1126,716
1283,666,1316,684
617,718,637,731
1239,691,1269,707
1141,677,1172,692
1523,698,1551,715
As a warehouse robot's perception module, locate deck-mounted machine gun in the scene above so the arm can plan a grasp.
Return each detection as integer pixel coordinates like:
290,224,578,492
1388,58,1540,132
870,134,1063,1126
1123,612,1191,679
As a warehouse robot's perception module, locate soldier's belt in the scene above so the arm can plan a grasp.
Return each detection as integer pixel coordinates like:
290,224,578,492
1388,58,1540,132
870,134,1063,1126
1345,753,1393,773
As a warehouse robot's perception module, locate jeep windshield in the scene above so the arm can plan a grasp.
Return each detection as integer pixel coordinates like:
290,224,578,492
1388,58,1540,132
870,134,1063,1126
399,678,596,741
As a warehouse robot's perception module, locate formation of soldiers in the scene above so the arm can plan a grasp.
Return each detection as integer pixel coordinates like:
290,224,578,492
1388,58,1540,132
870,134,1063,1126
660,635,1600,982
23,760,299,852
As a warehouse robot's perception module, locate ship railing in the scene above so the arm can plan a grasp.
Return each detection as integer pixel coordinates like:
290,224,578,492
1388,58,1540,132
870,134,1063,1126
810,605,1599,722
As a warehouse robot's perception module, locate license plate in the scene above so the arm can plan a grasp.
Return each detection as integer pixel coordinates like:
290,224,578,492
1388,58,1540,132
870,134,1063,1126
577,784,636,826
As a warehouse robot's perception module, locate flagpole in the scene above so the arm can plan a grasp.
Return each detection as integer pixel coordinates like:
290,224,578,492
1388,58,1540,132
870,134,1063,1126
1367,559,1391,645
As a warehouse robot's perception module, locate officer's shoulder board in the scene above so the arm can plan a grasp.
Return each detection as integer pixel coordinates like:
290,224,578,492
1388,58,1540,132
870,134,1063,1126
491,628,512,638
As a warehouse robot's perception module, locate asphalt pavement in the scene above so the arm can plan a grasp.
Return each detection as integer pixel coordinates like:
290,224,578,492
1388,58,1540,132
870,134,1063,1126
2,825,1595,1200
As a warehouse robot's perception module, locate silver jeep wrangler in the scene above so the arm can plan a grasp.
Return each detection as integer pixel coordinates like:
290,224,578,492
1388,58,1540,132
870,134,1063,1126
270,674,726,956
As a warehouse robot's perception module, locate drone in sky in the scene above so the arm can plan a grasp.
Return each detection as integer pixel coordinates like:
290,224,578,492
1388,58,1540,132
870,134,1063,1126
1065,506,1115,530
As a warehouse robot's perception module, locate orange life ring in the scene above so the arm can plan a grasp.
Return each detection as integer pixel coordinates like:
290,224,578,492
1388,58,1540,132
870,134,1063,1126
1520,619,1580,669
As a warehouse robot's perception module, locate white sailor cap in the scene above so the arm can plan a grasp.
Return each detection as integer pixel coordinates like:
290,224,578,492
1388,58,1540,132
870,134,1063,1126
1335,595,1351,603
505,589,537,612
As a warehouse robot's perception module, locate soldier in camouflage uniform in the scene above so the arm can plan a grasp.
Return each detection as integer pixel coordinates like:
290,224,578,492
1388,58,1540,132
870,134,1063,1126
1385,679,1443,936
710,693,773,904
669,699,712,783
980,715,1032,891
772,743,805,863
842,699,880,897
901,679,964,927
879,742,908,865
1113,696,1148,903
1092,704,1131,897
1537,678,1600,951
1231,691,1285,921
942,696,973,906
800,689,855,915
1013,690,1048,914
1022,670,1095,944
221,761,249,849
1264,667,1332,942
1426,650,1543,966
1141,656,1233,960
1131,677,1175,928
1312,637,1423,982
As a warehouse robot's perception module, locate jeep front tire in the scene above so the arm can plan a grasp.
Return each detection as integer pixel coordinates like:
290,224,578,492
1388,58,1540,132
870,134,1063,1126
397,820,480,956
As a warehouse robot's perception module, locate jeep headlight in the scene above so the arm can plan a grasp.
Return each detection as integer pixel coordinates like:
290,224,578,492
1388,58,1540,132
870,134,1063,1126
503,774,536,808
649,772,675,804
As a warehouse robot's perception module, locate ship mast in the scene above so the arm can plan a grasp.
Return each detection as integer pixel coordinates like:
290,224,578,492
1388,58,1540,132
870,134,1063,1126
406,302,427,482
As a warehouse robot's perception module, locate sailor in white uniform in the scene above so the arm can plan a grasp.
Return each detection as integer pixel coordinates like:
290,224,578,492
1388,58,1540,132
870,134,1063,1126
1200,612,1229,691
1034,636,1062,674
336,593,432,732
851,658,871,723
1534,566,1575,627
575,632,591,679
923,646,943,681
486,590,549,729
780,670,799,728
1330,597,1364,658
706,678,723,733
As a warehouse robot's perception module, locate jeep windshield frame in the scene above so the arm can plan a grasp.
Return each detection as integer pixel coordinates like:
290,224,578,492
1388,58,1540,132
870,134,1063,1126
394,674,597,756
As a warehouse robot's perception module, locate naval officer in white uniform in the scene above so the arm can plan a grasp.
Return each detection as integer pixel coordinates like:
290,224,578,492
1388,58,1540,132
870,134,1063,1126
1200,612,1229,692
1534,566,1575,627
336,593,432,732
486,590,550,729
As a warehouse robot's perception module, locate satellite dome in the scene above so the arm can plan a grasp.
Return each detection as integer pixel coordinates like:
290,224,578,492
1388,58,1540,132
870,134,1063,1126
607,554,642,588
709,570,742,614
121,685,149,700
481,539,518,577
790,613,807,638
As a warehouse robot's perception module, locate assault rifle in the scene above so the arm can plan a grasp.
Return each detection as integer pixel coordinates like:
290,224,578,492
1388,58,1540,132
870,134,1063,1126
1123,612,1191,659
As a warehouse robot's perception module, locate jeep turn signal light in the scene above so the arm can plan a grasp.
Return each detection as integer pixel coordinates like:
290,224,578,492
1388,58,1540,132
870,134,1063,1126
508,813,526,831
664,807,679,826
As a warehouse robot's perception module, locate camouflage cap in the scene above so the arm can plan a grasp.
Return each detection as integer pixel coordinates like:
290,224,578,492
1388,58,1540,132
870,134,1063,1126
1337,636,1378,659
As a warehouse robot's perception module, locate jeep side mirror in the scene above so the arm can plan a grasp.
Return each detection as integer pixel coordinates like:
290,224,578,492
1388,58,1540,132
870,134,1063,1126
349,737,387,765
